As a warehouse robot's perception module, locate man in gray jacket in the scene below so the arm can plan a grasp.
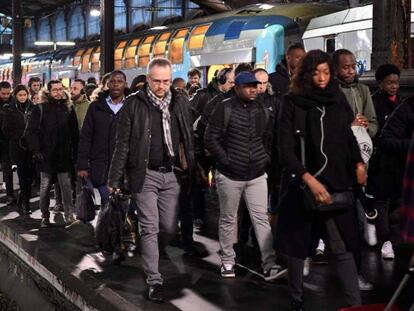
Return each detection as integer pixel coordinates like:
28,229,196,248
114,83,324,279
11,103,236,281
333,49,378,138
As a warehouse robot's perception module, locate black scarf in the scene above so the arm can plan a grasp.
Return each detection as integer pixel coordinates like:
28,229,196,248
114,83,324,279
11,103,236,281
290,80,340,109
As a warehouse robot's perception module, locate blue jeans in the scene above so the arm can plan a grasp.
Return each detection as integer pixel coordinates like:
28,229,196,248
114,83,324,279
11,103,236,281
97,184,110,206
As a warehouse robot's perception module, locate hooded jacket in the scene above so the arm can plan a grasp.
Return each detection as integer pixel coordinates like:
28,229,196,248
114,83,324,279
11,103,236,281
24,90,79,173
339,79,378,138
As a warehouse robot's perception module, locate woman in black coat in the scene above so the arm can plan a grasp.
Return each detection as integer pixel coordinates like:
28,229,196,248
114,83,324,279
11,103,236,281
1,85,35,213
277,50,365,310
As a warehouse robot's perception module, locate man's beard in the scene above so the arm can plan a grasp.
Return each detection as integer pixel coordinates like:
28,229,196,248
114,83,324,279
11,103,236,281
71,94,82,101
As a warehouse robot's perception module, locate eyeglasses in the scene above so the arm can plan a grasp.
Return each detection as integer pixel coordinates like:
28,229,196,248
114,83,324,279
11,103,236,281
149,76,171,86
51,88,64,92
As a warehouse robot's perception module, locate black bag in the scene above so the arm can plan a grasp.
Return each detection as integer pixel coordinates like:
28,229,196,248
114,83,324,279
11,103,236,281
301,184,354,212
95,192,129,253
75,177,96,222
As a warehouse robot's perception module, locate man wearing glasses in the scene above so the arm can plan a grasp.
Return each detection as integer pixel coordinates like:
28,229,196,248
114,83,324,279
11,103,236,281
108,58,194,303
24,80,78,228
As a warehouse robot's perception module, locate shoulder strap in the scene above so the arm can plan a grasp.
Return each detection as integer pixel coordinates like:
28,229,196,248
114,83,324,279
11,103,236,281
293,104,307,168
38,105,43,130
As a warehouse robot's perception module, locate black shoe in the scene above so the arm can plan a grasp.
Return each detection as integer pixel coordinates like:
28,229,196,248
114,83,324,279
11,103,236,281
290,300,305,311
22,202,31,215
112,251,125,265
184,246,202,258
148,284,164,303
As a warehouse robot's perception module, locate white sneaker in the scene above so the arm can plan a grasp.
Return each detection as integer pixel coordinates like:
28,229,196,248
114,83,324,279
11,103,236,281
364,223,378,246
303,257,311,277
220,264,235,278
358,275,373,291
381,241,395,259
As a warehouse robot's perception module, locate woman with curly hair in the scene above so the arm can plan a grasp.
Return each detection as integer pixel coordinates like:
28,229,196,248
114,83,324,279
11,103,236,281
277,50,366,310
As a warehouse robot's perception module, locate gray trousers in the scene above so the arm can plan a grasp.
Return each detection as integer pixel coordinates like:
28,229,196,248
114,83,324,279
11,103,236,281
133,169,181,286
215,171,276,270
39,172,74,219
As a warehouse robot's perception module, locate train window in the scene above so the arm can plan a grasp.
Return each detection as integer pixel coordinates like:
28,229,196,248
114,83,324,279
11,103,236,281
153,32,171,59
73,49,85,67
325,37,335,54
169,28,188,64
91,47,101,73
125,39,140,69
115,40,128,70
81,47,94,73
138,35,155,67
188,24,210,51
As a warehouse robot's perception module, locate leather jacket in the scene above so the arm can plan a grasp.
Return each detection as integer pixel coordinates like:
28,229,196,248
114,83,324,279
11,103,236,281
108,86,195,193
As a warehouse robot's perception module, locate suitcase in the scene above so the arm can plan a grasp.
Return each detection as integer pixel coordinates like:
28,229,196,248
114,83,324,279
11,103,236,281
339,273,413,311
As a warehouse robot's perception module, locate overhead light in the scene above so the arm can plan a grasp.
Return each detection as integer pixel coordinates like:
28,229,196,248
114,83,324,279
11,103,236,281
3,53,13,57
90,9,101,17
35,41,54,46
150,26,167,30
0,55,11,60
56,41,76,46
22,53,35,57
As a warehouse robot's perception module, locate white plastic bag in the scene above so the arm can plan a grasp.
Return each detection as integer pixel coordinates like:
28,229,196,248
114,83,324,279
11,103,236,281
351,125,373,163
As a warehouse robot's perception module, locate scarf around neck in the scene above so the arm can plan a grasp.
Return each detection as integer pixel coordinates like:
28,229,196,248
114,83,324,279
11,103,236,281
146,86,175,157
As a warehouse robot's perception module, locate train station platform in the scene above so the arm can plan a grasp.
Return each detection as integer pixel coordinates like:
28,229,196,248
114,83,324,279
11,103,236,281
0,188,413,311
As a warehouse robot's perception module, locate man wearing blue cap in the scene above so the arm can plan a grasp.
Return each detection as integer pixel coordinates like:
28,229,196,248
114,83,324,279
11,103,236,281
204,71,284,280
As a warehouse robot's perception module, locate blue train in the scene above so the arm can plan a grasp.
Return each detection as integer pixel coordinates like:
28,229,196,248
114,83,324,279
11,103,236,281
0,3,340,87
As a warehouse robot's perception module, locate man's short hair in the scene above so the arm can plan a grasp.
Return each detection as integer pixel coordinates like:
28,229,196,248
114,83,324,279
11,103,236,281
147,58,172,72
286,43,305,55
187,68,201,78
110,70,127,81
0,81,11,90
47,80,62,91
332,49,355,67
28,77,41,87
375,64,401,82
172,77,185,86
253,68,268,75
235,63,253,76
73,79,86,87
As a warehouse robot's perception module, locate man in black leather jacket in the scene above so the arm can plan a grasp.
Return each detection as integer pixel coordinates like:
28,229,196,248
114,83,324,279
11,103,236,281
108,58,194,303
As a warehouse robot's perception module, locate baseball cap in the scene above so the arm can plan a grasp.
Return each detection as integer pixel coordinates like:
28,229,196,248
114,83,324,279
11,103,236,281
235,72,259,86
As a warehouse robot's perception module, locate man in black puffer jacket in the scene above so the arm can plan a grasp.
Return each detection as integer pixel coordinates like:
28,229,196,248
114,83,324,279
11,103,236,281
205,72,283,279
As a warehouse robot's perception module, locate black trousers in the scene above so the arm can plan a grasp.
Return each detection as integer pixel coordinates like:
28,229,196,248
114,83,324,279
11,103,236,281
17,161,32,204
1,151,14,196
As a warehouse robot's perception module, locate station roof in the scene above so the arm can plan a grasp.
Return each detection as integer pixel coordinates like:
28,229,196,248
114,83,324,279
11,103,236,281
0,0,75,16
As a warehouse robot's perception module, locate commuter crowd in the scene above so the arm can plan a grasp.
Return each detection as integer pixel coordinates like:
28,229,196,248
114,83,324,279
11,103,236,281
0,45,413,310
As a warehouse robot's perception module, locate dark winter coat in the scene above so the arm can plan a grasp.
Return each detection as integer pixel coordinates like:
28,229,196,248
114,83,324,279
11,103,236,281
190,79,221,117
366,91,401,199
277,81,363,259
1,99,35,164
401,134,414,243
108,86,195,193
24,94,79,174
204,95,273,181
269,59,290,97
379,98,414,200
194,89,234,160
77,91,123,186
0,97,12,157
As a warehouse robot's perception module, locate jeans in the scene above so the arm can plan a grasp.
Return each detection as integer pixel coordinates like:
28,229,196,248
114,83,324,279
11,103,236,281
215,171,276,270
40,172,74,219
133,169,181,285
